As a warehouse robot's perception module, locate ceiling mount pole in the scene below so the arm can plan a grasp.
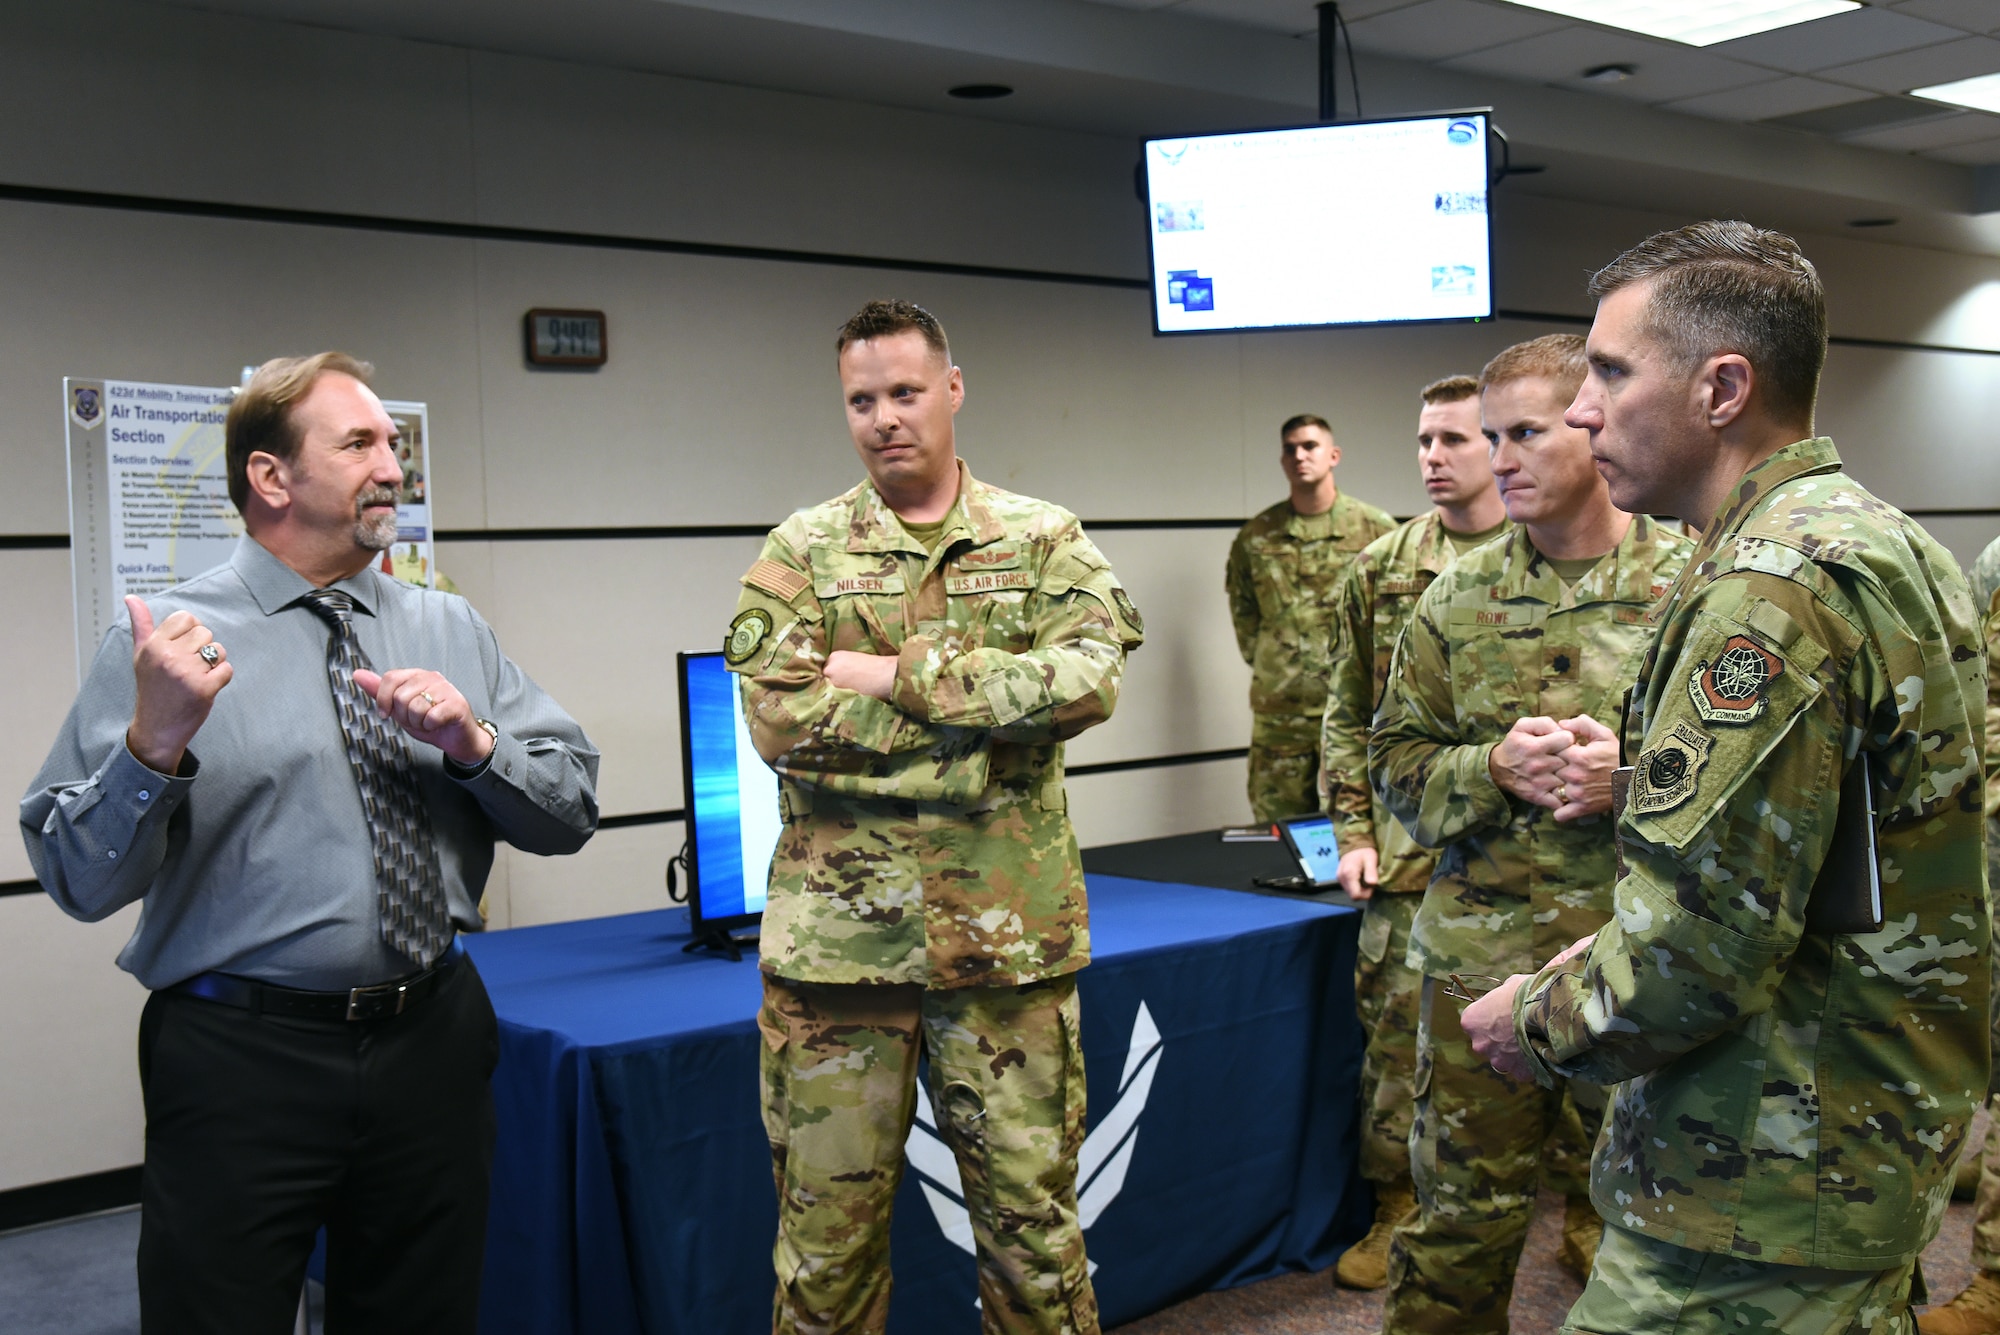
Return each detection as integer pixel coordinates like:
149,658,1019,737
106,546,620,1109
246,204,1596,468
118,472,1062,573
1317,2,1340,122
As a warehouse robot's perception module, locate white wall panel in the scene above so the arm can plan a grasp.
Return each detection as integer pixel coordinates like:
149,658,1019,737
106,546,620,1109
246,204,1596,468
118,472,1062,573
500,821,684,929
1067,756,1251,848
0,202,488,536
3,550,91,884
1816,344,2000,514
0,896,145,1192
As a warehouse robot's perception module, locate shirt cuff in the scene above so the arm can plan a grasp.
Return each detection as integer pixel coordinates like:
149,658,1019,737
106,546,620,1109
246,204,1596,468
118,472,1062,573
448,726,517,787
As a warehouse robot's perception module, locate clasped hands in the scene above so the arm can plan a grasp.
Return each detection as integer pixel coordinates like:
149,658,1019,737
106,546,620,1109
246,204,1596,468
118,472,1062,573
122,593,493,775
1487,713,1619,823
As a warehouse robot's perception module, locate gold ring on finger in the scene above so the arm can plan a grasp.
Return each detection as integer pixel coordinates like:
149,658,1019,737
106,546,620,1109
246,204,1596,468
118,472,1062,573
421,690,437,706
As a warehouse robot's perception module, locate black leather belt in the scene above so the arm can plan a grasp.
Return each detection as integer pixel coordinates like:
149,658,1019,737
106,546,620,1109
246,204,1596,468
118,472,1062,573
169,941,463,1022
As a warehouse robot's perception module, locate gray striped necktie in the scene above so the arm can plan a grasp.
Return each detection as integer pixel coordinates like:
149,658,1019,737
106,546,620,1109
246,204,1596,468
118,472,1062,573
300,588,454,968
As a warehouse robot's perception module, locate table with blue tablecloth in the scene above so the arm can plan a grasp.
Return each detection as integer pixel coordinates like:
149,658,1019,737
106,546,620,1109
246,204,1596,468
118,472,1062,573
463,869,1366,1333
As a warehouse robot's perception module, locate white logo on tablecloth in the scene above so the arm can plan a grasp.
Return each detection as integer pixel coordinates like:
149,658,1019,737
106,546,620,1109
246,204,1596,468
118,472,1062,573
904,1000,1164,1283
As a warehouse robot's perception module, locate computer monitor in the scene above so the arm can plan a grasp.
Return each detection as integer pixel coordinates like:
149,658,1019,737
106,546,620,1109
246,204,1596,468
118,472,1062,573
1142,110,1494,334
676,650,782,936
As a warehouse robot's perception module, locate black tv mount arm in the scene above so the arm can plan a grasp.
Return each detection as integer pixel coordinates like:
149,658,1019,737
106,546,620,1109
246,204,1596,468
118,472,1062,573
1317,3,1361,122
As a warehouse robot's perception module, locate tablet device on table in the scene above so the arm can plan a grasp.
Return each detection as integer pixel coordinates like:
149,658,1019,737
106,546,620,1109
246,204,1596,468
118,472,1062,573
1277,815,1342,889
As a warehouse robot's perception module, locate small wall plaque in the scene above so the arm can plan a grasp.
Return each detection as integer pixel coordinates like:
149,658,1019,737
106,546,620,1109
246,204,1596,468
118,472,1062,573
524,309,608,367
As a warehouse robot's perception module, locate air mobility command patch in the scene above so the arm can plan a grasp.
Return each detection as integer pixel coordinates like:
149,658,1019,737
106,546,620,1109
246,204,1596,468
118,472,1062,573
726,608,773,666
1687,634,1784,725
1630,719,1714,816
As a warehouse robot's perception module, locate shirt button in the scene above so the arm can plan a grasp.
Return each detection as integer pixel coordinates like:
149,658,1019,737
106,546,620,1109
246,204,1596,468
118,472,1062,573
106,849,117,860
138,790,150,801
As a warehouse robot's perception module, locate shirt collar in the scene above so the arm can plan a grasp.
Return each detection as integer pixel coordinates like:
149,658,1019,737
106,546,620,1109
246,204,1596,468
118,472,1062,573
232,535,387,618
1491,513,1665,607
848,458,1005,554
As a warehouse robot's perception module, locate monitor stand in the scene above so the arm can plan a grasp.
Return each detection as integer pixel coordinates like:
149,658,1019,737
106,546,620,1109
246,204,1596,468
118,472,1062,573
683,927,760,964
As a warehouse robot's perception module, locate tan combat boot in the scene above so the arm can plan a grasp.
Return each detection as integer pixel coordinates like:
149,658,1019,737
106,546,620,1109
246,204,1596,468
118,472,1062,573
1556,1195,1603,1282
1921,1272,2000,1335
1335,1181,1416,1290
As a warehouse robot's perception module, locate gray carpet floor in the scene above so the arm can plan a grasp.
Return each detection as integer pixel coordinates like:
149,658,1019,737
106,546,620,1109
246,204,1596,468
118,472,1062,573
0,1196,1979,1334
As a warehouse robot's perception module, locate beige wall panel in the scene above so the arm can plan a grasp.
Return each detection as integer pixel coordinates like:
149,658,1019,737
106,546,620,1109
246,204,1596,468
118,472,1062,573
471,241,1247,529
500,821,683,929
0,0,477,222
4,550,90,884
471,536,762,819
466,52,1144,277
1067,756,1250,849
0,895,145,1191
1816,345,2000,513
1063,528,1250,767
0,202,489,535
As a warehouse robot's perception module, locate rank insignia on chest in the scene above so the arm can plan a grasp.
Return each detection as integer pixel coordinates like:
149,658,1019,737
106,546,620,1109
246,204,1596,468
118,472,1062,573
725,608,772,666
1630,720,1714,816
1687,634,1783,724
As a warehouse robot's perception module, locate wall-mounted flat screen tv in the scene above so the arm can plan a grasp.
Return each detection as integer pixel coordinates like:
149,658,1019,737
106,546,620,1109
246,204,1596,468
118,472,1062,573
1143,111,1494,334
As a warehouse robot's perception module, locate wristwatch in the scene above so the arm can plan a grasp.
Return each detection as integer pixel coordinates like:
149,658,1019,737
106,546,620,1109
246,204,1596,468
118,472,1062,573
473,717,499,747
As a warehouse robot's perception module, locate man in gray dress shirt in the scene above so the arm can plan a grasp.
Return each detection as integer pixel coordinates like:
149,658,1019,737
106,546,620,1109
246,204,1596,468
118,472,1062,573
20,352,599,1334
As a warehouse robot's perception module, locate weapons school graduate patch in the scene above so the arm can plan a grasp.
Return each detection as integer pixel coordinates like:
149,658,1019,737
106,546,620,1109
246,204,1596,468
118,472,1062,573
725,608,773,666
1630,720,1715,816
1687,634,1784,725
1111,587,1145,635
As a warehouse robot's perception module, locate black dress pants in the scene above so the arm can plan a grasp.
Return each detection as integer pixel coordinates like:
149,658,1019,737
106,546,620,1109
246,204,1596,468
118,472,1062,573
135,957,499,1335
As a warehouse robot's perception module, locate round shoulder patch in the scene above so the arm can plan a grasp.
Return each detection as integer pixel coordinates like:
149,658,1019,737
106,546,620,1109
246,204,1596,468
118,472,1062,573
725,608,773,666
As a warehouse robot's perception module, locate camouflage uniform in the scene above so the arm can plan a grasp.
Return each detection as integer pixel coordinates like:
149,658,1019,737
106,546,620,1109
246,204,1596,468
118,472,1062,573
1323,513,1509,1185
729,460,1143,1334
1514,439,1990,1329
1369,516,1691,1335
1965,536,2000,1283
1228,491,1396,821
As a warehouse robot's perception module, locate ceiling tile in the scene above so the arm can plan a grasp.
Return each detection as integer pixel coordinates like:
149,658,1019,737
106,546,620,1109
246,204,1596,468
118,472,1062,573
1924,135,2000,162
1444,27,1771,103
1711,7,1965,72
1887,0,2000,35
1661,75,1874,121
1345,0,1568,62
1816,34,2000,94
1843,108,2000,149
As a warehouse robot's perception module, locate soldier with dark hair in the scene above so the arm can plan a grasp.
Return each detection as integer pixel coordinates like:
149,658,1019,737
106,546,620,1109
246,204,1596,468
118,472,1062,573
1318,371,1510,1288
727,298,1142,1334
1227,414,1394,821
1467,221,1989,1332
1370,333,1690,1334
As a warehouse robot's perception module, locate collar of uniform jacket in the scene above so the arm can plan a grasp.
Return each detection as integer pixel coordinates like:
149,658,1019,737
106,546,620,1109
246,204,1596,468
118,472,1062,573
231,533,386,619
1655,435,1843,618
1282,488,1367,541
843,458,1008,556
1482,512,1674,610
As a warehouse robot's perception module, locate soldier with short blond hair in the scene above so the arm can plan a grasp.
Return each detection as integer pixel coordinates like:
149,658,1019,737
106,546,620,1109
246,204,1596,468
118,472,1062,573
727,299,1142,1335
1371,333,1690,1334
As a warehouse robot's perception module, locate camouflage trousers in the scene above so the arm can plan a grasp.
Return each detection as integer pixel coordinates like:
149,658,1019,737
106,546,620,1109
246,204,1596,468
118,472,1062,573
1355,892,1423,1184
1383,976,1607,1335
1247,713,1320,822
757,973,1099,1335
1563,1222,1916,1334
1974,1096,2000,1270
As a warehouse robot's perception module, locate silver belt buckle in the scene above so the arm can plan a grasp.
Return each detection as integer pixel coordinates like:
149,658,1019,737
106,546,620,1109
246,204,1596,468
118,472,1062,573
345,981,410,1021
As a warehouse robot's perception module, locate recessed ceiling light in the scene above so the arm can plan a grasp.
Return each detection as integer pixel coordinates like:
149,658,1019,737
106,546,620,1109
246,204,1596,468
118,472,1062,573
1911,71,2000,116
948,84,1014,100
1496,1,1860,47
1582,64,1635,83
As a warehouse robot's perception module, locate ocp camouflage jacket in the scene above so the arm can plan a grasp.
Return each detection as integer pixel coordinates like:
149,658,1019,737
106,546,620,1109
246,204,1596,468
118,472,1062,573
1370,516,1689,977
1320,512,1512,895
1226,491,1396,728
726,461,1143,990
1515,438,1990,1269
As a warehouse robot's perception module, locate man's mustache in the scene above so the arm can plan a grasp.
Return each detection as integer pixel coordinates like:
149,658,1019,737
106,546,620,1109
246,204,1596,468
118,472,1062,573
355,488,399,514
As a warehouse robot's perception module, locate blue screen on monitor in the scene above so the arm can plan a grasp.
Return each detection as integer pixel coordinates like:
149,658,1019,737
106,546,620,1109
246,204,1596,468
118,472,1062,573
1282,815,1342,886
682,652,781,923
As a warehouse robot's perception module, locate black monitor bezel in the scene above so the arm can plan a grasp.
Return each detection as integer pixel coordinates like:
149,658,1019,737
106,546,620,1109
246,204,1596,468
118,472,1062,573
1141,107,1498,338
676,649,766,935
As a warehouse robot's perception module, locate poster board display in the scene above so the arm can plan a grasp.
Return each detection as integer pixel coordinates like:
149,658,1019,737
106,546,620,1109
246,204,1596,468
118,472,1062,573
63,376,433,680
